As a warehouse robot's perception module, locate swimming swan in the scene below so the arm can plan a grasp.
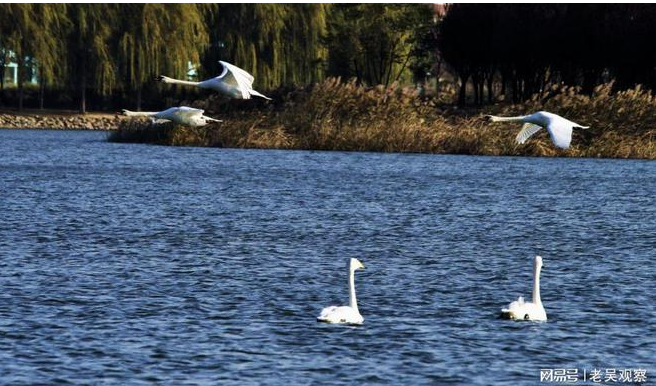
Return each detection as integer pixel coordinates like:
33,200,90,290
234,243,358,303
122,106,221,127
317,258,365,325
485,111,589,149
501,255,547,321
158,61,271,100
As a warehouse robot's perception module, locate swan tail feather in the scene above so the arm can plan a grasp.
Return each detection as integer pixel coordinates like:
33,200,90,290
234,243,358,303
249,89,272,100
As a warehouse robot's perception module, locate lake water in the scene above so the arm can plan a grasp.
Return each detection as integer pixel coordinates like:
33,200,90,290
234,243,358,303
0,129,654,385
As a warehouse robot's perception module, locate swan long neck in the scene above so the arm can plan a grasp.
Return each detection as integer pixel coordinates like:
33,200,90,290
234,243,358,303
532,262,542,305
348,268,358,312
489,115,528,123
122,110,157,117
164,77,200,87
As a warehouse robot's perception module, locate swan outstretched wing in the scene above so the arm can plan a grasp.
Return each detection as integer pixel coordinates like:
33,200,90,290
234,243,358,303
547,120,575,149
217,61,255,99
219,61,254,85
516,123,543,144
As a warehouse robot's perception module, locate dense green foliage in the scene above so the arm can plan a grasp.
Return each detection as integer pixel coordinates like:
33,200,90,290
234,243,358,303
117,4,209,110
200,4,329,88
6,4,656,113
324,4,432,86
0,4,429,112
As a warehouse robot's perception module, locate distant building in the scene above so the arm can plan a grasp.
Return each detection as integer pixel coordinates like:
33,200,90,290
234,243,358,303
3,62,18,85
187,61,199,81
2,52,38,86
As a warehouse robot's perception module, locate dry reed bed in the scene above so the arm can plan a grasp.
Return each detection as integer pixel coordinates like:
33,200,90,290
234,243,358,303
108,79,656,159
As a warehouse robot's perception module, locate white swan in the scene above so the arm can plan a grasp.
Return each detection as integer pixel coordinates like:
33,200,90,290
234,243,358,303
501,255,547,321
317,258,365,325
158,61,271,100
485,111,589,149
122,106,221,127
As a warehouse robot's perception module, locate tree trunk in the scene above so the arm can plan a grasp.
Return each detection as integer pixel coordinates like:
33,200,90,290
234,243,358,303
39,68,45,110
17,58,24,111
80,57,87,114
18,83,24,111
40,81,45,110
353,59,361,82
0,55,5,107
487,76,494,103
136,86,142,111
393,54,411,84
472,74,480,105
500,71,506,98
80,78,86,113
0,63,4,107
457,73,469,107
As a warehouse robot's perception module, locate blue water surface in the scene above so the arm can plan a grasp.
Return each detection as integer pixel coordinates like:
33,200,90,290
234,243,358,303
0,129,654,385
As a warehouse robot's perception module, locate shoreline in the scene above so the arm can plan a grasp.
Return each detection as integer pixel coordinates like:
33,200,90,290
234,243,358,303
3,112,654,160
0,109,124,130
5,77,656,161
104,78,656,160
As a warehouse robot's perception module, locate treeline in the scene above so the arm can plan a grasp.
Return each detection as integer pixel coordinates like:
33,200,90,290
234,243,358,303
5,4,656,112
439,4,656,105
0,4,431,112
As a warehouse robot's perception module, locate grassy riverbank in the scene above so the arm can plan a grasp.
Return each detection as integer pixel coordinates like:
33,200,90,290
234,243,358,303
108,79,656,159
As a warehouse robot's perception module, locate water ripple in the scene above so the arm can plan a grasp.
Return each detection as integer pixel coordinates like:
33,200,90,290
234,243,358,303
0,130,654,385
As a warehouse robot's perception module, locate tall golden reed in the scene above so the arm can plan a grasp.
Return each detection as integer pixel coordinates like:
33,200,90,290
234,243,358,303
109,79,656,159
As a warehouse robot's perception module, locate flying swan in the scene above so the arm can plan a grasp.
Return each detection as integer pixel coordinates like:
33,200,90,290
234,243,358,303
485,111,589,149
158,61,271,100
501,255,547,321
122,106,221,127
317,258,365,325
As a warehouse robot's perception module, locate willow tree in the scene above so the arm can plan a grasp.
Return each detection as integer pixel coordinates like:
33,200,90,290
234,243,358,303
118,4,208,110
325,4,430,86
201,4,329,89
32,4,70,109
0,46,12,104
0,4,68,110
67,4,117,113
0,5,28,109
281,4,329,85
0,6,14,103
